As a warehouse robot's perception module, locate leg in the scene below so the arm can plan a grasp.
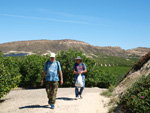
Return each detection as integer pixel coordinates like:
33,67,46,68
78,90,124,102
75,75,79,98
46,81,53,101
79,87,84,95
79,75,85,96
50,81,59,105
75,86,79,97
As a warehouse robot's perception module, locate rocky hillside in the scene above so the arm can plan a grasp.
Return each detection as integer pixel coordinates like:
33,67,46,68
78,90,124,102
113,52,150,96
0,39,150,57
127,47,150,56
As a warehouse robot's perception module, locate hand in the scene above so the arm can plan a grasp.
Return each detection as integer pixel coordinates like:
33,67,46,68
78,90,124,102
41,80,44,85
60,80,63,86
79,71,83,74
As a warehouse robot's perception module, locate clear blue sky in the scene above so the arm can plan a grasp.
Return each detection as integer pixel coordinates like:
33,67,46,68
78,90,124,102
0,0,150,50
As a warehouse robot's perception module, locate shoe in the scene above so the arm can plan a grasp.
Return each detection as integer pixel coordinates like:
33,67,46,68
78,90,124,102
75,97,79,100
79,95,83,99
48,99,51,105
51,104,55,109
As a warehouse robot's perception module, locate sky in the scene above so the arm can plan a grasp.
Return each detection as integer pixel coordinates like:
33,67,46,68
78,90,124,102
0,0,150,50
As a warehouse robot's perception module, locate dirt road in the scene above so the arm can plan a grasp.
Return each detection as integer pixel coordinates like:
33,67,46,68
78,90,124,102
0,88,109,113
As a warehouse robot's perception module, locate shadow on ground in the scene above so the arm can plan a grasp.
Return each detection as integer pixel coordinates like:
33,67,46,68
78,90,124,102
56,97,75,101
0,98,10,103
19,105,49,109
19,97,74,109
0,100,5,103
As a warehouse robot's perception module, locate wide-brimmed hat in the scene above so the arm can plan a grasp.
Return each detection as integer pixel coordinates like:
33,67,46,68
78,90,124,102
49,53,56,57
75,56,82,60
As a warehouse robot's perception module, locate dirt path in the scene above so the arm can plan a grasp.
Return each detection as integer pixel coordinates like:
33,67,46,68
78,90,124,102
0,88,110,113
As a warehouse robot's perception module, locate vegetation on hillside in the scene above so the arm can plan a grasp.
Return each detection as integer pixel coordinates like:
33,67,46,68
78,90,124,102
119,75,150,113
92,53,138,67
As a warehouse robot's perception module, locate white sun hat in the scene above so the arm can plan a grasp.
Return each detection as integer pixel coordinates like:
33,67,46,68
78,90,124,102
50,53,56,57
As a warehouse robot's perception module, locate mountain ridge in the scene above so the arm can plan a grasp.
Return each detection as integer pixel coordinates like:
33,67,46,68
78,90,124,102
0,39,150,57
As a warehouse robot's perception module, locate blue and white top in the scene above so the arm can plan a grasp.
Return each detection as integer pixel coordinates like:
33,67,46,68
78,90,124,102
44,60,61,81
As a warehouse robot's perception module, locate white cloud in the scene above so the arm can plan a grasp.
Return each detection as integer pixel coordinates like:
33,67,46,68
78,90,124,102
36,9,99,20
0,13,96,25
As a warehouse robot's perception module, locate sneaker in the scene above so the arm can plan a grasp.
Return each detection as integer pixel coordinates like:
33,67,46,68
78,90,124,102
79,95,83,99
51,104,55,109
75,97,79,100
48,99,51,105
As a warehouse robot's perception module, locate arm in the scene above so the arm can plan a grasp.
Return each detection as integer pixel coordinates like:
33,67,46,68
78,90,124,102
73,69,87,74
73,69,79,74
81,69,87,74
57,61,63,85
41,71,46,85
59,70,63,85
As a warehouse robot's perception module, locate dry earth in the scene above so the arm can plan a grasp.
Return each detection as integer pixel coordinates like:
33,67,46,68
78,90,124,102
0,88,110,113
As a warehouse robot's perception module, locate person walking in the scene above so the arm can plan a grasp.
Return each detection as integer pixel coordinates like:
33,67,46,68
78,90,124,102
41,53,63,109
73,56,87,100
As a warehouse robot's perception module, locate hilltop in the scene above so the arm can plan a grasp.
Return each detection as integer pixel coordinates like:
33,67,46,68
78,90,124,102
0,39,150,58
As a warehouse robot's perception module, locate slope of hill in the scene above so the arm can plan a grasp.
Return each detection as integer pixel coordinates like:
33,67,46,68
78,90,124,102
113,52,150,96
0,39,150,58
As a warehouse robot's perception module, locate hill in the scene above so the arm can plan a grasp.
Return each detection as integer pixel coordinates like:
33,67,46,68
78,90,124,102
113,52,150,96
111,52,150,112
0,39,150,58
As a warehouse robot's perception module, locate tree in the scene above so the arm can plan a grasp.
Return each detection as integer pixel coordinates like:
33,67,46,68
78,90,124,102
19,55,48,87
0,53,21,99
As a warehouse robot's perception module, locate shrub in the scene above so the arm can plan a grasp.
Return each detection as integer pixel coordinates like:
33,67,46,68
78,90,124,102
56,49,95,87
0,49,132,91
119,75,150,113
0,53,21,99
19,55,48,87
56,49,116,88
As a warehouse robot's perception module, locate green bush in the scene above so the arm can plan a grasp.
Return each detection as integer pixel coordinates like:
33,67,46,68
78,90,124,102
119,75,150,113
56,49,95,87
18,49,117,88
0,52,21,99
0,49,133,92
19,55,48,87
56,49,117,88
